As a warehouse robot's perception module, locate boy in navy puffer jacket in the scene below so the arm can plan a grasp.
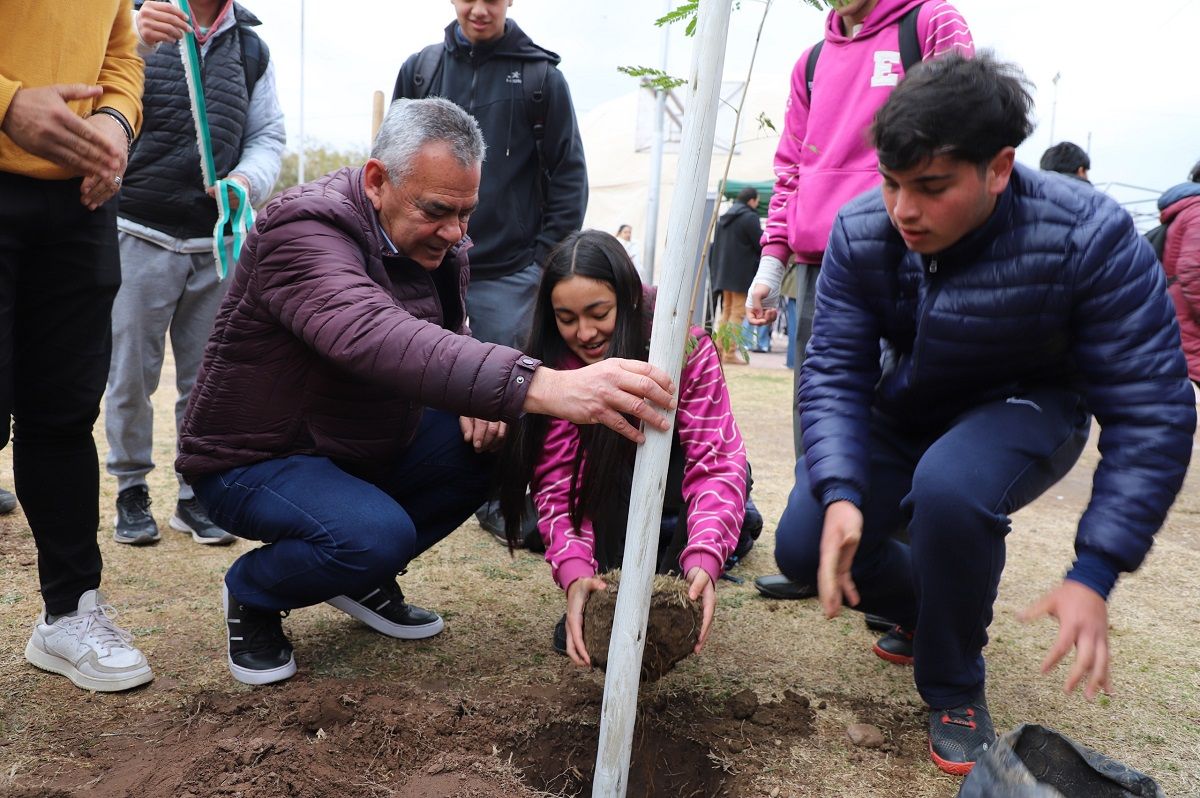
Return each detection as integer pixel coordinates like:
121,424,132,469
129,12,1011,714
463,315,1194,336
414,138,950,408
773,53,1195,777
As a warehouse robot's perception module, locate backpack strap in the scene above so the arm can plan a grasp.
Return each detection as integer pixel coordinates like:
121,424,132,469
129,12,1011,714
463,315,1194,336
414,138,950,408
805,1,924,101
523,59,551,202
804,40,824,102
238,27,269,100
897,3,924,73
411,44,444,99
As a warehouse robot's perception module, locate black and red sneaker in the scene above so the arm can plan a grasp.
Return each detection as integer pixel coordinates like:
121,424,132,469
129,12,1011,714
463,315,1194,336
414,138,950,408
872,625,914,666
928,698,996,776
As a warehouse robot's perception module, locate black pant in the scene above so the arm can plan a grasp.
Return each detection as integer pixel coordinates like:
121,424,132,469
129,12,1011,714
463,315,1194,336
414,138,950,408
0,172,121,615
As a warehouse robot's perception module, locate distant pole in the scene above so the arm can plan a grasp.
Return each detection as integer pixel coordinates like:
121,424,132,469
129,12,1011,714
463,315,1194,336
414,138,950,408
591,0,734,795
642,0,672,285
371,91,385,143
1047,71,1060,148
297,0,307,184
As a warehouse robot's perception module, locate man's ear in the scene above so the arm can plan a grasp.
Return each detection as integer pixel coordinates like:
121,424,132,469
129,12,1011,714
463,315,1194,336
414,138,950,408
363,158,387,210
986,147,1017,197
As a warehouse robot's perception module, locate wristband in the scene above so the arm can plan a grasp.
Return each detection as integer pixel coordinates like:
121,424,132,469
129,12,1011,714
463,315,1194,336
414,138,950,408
746,255,786,310
92,106,134,153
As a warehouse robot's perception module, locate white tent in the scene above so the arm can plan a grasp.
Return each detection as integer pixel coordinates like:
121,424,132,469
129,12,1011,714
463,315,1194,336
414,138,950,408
579,75,790,280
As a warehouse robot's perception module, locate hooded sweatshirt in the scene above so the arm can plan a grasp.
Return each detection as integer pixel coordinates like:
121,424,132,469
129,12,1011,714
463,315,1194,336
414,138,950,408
1158,181,1200,381
710,200,763,292
761,0,973,266
393,20,587,281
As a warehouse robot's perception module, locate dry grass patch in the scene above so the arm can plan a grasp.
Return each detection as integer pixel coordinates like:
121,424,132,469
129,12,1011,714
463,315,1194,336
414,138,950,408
0,355,1196,796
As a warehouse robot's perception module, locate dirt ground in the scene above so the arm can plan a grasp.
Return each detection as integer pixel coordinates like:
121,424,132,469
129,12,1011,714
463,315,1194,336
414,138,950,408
0,348,1198,797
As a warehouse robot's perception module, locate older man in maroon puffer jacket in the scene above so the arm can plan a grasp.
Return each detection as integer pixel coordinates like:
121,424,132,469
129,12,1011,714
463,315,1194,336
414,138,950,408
176,98,675,686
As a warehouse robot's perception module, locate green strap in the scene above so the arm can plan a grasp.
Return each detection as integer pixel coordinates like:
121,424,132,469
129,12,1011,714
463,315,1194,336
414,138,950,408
173,0,255,280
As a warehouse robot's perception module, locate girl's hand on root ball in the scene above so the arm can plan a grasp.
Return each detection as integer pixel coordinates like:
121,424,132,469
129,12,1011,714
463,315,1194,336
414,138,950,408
565,576,608,668
686,567,715,654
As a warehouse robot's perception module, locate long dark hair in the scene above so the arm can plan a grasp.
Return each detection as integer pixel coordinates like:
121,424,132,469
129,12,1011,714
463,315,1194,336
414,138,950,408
499,230,648,564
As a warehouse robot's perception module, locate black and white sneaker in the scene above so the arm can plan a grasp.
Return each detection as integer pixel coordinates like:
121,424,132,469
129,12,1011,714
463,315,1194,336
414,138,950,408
222,585,296,685
114,485,160,545
171,498,236,545
326,578,443,639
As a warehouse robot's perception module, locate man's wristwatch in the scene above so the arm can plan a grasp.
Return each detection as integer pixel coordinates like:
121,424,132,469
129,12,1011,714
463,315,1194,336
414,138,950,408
91,106,134,153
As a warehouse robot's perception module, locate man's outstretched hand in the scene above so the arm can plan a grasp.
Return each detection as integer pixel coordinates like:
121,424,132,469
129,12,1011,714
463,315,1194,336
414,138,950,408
524,360,675,443
1019,579,1112,700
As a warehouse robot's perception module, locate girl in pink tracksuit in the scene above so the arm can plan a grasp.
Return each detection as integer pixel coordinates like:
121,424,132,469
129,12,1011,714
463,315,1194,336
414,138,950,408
499,230,748,667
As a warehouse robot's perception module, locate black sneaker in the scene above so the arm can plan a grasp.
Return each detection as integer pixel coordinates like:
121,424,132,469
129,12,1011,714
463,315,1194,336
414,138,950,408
864,612,897,632
753,574,817,600
0,486,16,515
873,625,914,666
326,578,443,639
222,585,296,685
170,498,236,545
552,614,567,656
928,697,996,776
114,485,160,545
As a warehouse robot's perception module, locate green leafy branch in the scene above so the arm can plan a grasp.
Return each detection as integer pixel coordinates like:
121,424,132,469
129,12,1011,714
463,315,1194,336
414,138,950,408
617,66,687,92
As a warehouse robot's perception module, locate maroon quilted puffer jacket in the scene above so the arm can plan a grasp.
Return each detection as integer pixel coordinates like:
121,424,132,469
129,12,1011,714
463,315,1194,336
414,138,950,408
177,167,541,479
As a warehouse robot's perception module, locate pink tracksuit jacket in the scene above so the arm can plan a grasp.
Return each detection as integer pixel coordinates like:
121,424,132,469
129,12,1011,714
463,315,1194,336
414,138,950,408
532,331,748,590
761,0,973,266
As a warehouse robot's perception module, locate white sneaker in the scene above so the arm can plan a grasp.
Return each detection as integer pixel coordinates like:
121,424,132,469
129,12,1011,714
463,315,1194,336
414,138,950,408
24,590,154,692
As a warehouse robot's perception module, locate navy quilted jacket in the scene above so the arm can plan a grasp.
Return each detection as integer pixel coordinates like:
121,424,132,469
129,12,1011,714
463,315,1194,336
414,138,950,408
800,164,1195,574
177,167,540,479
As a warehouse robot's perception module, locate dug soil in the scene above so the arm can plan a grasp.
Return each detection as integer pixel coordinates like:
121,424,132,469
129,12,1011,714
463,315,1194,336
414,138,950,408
3,677,821,798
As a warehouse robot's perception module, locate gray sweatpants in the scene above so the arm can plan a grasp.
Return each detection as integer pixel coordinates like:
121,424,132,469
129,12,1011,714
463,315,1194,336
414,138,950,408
105,232,228,500
466,261,542,348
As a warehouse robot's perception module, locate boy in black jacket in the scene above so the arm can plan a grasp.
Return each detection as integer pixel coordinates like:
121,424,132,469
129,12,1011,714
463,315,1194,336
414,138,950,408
392,0,587,350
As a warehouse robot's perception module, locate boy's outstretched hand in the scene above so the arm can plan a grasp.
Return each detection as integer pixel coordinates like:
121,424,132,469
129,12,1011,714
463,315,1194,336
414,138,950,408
1019,579,1112,700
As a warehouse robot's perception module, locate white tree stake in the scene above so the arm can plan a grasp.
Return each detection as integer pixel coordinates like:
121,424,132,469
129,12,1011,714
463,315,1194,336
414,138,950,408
591,1,734,795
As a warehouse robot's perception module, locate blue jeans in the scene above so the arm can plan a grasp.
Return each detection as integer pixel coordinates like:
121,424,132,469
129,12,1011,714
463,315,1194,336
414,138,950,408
774,387,1090,708
742,318,771,352
193,410,492,611
782,297,798,368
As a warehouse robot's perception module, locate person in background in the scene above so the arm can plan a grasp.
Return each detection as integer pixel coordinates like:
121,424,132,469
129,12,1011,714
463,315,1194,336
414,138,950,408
2,0,153,692
105,0,285,547
709,187,762,365
392,0,588,540
774,53,1193,776
746,0,973,600
1039,141,1090,182
498,230,748,666
1157,159,1200,386
176,99,676,686
615,223,641,274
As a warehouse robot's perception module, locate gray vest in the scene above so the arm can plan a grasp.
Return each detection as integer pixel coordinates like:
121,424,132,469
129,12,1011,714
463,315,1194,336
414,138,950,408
119,17,253,239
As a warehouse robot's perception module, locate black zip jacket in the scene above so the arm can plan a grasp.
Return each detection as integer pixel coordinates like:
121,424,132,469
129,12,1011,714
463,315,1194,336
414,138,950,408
393,20,587,281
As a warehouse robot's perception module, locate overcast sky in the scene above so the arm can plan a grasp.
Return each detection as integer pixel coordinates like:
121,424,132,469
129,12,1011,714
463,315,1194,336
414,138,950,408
245,0,1199,225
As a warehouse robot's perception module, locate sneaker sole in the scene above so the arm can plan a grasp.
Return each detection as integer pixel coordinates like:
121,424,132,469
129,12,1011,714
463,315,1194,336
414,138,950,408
170,515,236,545
872,642,914,666
24,638,153,692
112,516,160,546
325,595,444,640
228,653,297,686
222,586,297,686
929,740,976,776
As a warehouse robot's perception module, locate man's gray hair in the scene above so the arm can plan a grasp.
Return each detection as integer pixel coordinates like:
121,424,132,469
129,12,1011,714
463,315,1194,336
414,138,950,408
371,98,486,181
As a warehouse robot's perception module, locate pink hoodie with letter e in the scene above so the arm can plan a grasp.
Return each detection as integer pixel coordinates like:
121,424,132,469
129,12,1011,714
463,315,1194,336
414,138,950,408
761,0,973,266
